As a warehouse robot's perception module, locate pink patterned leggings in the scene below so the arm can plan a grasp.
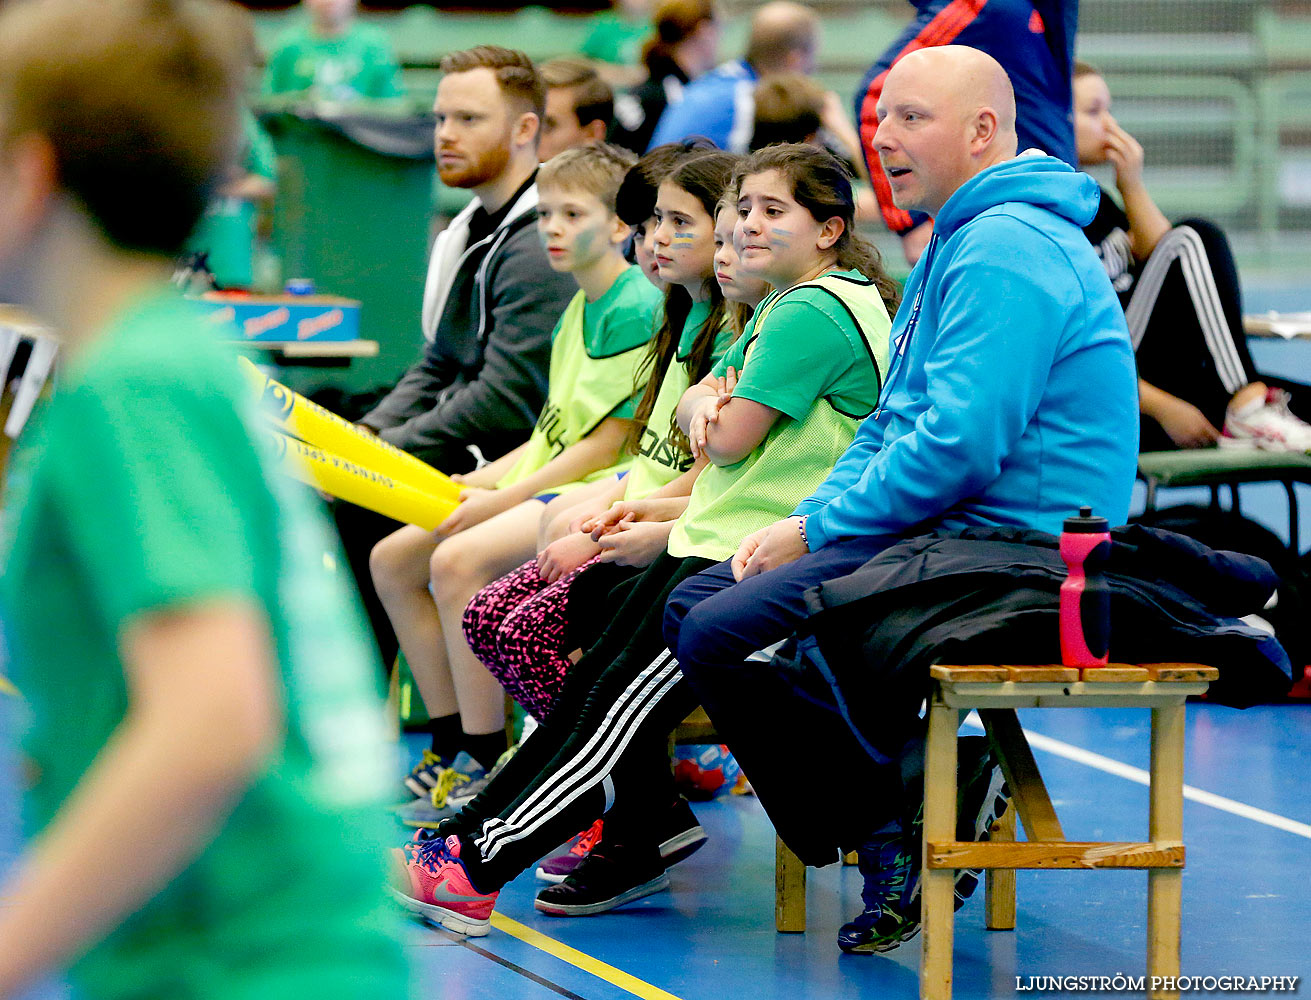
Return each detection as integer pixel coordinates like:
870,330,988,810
462,555,604,723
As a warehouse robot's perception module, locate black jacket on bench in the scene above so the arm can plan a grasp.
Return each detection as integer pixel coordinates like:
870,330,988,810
778,525,1294,766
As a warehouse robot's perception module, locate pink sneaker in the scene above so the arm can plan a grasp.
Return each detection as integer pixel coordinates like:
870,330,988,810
1220,388,1311,452
391,834,498,937
535,818,604,884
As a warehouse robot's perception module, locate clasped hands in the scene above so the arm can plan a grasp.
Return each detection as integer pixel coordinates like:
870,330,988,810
686,367,738,461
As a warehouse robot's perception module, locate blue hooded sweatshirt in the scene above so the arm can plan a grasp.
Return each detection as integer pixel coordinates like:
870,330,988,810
794,153,1138,548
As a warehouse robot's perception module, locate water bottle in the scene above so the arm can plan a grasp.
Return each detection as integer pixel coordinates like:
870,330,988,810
1059,506,1111,668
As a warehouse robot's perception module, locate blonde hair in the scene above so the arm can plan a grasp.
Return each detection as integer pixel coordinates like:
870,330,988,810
0,0,247,253
538,142,638,213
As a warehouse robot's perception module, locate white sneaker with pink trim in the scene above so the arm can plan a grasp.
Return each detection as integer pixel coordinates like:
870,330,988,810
1219,388,1311,453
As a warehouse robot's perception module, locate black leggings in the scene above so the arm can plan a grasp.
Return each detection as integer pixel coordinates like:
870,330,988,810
1129,219,1307,451
442,552,714,891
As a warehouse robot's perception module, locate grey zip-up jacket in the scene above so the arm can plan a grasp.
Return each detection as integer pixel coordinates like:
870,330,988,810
361,181,577,465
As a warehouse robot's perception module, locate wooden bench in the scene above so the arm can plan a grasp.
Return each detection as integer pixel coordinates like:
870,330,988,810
921,663,1218,1000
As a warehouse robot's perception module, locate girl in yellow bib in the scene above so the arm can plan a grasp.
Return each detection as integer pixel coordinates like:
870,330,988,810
369,144,660,791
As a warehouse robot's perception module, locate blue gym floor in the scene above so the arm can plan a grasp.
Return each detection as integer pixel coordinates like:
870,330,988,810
393,701,1311,1000
4,285,1310,999
3,699,1309,999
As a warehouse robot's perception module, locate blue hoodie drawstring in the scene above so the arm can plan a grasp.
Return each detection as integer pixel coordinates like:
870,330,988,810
874,231,938,421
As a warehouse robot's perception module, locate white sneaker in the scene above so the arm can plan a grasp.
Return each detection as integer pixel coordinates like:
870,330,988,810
1219,388,1311,452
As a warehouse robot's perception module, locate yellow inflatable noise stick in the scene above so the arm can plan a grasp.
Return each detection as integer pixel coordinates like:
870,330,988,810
0,675,18,698
266,430,458,531
239,356,460,504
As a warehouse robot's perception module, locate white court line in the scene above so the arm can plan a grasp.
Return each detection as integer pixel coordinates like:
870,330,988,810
962,712,1311,841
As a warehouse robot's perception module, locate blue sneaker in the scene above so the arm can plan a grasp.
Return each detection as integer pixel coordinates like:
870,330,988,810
839,737,1010,955
837,821,921,954
396,749,449,805
396,752,486,829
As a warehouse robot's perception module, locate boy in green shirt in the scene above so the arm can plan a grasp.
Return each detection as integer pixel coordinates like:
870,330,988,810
0,2,408,997
372,142,660,816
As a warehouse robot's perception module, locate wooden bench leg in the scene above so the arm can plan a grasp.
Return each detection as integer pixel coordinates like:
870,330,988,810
921,701,960,1000
1148,704,1185,1000
775,835,806,932
985,806,1017,931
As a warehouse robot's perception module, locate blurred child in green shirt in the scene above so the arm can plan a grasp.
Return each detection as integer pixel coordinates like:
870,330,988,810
263,0,403,102
0,2,408,996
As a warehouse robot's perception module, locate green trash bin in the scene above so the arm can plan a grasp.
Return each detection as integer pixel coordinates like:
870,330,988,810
259,105,437,397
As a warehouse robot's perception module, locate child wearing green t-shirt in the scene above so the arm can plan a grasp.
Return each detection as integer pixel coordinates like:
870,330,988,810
0,2,408,997
392,146,898,930
370,143,661,794
262,0,403,102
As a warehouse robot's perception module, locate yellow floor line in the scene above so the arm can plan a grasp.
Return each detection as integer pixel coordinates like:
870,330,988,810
0,676,17,697
490,912,686,1000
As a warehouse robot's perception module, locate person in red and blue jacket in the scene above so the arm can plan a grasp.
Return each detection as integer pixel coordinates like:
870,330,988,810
856,0,1079,265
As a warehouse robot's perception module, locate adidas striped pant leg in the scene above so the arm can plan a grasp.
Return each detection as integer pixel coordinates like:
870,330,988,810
462,552,714,889
1128,219,1257,444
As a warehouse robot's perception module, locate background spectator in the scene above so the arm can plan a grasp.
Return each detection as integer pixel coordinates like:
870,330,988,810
749,71,824,150
608,0,721,155
749,74,879,221
582,0,654,68
856,0,1078,264
539,57,614,162
1075,60,1311,452
186,9,276,290
648,0,818,153
262,0,403,102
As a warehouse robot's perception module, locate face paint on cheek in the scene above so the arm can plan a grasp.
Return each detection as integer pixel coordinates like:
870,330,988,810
574,229,595,256
766,227,793,248
671,232,698,250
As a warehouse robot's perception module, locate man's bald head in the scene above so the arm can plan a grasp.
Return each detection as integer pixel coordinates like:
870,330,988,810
746,1,819,75
898,46,1016,142
872,45,1019,216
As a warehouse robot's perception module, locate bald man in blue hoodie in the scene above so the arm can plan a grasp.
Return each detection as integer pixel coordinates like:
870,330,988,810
663,45,1139,954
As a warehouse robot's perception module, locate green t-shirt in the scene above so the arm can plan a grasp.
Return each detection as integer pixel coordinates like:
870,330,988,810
262,20,403,101
498,265,660,495
667,270,891,561
580,11,649,64
622,299,738,502
186,110,277,289
0,289,408,999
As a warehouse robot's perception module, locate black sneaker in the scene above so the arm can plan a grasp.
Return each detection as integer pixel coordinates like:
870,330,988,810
952,735,1009,905
902,735,1010,914
657,795,707,866
534,843,670,917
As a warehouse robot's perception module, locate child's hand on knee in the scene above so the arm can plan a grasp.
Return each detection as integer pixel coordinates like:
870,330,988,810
536,532,602,582
437,487,513,536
